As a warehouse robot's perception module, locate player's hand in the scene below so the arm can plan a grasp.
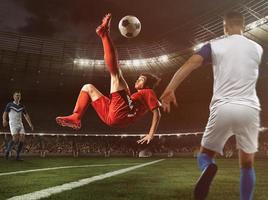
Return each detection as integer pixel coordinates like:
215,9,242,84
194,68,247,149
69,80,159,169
160,89,178,113
3,120,8,127
137,134,154,144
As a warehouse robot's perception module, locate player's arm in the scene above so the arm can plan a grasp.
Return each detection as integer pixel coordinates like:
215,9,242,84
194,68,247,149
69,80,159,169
24,113,34,131
137,107,161,144
2,111,8,127
160,54,204,113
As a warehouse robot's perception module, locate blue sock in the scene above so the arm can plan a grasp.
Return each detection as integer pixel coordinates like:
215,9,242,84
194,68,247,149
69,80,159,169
17,142,24,158
6,140,15,153
197,153,215,172
240,168,255,200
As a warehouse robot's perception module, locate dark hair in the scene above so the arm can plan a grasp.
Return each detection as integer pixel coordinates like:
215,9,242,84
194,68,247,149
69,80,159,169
13,90,21,95
224,11,244,27
140,73,161,89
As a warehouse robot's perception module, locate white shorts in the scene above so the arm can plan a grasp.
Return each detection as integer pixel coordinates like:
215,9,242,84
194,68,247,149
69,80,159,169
202,103,260,155
9,123,25,135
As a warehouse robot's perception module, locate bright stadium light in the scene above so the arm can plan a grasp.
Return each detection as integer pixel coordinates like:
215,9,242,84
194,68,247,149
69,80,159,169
140,59,147,65
74,56,170,68
0,129,266,137
246,16,268,31
74,58,96,66
133,59,141,66
78,59,87,65
147,58,157,64
158,55,169,62
126,60,132,66
78,60,83,65
193,42,206,51
95,60,104,65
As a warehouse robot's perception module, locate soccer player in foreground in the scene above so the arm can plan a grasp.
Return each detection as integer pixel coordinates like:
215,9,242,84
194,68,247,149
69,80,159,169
161,11,263,200
56,14,161,144
2,91,34,160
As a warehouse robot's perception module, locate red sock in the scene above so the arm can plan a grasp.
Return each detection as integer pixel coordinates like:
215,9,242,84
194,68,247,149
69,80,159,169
101,35,119,75
73,91,91,120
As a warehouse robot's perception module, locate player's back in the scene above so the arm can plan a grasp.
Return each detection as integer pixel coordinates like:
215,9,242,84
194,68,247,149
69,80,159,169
210,35,263,110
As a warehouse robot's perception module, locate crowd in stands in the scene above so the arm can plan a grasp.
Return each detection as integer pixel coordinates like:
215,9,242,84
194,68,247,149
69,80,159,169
1,131,268,158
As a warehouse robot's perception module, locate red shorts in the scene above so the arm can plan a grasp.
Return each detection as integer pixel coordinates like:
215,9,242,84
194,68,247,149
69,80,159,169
91,90,135,127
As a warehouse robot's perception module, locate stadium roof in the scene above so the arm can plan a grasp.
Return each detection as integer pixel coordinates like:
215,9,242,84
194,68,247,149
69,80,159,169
0,0,267,76
0,0,267,94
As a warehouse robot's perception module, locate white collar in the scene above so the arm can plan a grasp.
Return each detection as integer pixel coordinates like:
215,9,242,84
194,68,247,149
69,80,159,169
13,101,20,105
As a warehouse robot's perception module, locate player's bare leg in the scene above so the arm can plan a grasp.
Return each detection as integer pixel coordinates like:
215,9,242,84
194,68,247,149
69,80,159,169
56,84,103,129
96,13,130,95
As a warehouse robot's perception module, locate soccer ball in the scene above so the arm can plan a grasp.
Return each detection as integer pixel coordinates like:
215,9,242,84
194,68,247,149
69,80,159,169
118,16,141,38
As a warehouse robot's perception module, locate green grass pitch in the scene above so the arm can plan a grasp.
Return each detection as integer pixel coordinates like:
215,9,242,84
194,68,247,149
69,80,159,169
0,157,267,200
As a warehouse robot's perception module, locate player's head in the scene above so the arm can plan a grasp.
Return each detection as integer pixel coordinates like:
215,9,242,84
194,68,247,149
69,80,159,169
13,90,21,102
223,11,244,35
135,73,161,90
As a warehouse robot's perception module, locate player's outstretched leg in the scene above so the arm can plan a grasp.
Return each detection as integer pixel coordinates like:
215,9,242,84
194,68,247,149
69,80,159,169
194,152,218,200
96,13,119,75
56,90,91,130
96,13,111,38
96,13,130,94
194,163,218,200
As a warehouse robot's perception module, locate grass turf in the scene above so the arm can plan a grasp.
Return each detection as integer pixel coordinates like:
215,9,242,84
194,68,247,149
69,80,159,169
0,157,267,200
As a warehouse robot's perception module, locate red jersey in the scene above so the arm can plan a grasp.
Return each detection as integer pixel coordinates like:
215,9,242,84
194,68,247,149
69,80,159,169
131,89,161,119
91,89,160,128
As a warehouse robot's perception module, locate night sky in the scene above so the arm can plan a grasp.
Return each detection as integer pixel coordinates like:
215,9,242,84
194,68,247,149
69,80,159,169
0,0,234,43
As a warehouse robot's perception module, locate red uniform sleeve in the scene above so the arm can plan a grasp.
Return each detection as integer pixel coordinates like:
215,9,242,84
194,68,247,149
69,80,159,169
142,89,161,111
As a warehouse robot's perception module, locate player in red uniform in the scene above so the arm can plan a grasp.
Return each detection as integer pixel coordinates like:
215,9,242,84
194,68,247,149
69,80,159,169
56,14,161,144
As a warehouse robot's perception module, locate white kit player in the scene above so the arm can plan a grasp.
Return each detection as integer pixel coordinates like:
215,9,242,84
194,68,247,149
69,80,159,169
2,91,34,160
161,11,263,200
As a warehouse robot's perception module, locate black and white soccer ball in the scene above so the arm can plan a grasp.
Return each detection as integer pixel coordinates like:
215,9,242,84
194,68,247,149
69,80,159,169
118,16,141,38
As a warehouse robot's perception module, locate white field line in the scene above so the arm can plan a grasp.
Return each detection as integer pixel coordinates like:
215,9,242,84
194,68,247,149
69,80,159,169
7,159,164,200
0,163,144,177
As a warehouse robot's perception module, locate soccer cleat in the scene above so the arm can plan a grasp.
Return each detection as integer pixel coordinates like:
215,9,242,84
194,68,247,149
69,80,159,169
56,115,81,130
194,163,218,200
96,13,112,37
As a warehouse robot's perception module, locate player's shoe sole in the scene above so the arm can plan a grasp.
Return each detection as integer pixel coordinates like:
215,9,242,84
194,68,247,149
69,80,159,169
56,117,81,130
194,163,218,200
